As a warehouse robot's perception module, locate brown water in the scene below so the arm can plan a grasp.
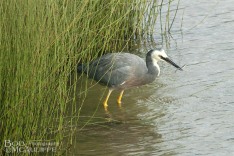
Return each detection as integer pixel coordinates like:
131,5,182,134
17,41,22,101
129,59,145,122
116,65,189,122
70,0,234,155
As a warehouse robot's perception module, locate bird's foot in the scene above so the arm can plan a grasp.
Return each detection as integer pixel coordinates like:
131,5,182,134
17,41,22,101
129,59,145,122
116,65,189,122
103,102,108,112
117,100,122,108
117,90,124,109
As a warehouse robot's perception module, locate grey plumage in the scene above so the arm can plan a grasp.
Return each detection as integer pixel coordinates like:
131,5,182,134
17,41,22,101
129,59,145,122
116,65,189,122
78,52,158,90
78,49,182,111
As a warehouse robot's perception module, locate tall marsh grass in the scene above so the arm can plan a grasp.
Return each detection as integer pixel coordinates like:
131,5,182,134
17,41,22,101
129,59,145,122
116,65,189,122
0,0,178,155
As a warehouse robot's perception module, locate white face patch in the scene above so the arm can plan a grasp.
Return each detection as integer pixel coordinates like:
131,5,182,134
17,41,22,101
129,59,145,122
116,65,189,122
151,49,168,62
150,49,169,76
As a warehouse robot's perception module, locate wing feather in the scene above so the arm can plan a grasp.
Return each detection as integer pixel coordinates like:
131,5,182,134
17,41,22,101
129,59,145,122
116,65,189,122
81,53,147,87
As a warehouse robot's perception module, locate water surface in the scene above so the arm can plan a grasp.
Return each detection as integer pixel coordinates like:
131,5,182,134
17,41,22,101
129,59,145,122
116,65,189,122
71,0,234,155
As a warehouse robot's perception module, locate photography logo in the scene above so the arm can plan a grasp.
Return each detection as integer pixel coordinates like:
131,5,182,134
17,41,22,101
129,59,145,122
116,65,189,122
4,140,58,154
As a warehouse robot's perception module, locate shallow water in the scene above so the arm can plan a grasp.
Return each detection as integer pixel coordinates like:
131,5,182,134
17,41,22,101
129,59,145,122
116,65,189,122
71,0,234,155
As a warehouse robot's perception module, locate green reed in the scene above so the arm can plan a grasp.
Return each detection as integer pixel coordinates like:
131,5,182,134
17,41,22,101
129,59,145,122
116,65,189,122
0,0,178,155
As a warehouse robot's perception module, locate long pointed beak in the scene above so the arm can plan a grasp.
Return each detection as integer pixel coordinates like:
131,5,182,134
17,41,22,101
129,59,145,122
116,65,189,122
161,56,183,71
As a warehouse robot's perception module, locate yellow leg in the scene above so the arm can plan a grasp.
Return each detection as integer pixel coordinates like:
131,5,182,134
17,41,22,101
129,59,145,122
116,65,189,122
103,89,112,111
117,90,124,107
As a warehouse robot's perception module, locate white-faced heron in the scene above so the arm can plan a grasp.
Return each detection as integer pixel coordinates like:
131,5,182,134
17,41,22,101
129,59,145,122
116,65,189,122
78,49,182,111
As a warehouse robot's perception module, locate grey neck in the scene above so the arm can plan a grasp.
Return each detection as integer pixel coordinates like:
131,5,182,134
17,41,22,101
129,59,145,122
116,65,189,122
142,56,158,85
146,52,159,76
147,61,159,76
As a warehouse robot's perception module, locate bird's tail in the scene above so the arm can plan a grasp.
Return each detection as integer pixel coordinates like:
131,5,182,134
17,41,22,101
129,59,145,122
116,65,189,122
77,63,86,73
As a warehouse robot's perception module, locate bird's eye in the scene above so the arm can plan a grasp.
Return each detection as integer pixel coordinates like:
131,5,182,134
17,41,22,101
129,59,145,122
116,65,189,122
159,55,163,59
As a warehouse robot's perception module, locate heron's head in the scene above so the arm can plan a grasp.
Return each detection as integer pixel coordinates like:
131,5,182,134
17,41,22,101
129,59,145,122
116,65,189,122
149,49,183,70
